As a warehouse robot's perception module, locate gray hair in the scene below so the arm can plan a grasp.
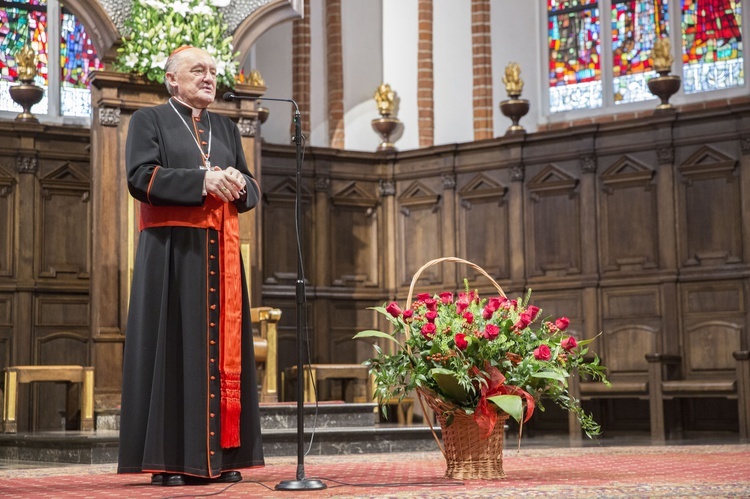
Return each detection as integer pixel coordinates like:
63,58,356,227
164,48,192,95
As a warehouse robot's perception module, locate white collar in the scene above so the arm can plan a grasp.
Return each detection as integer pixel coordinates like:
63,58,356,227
173,96,204,117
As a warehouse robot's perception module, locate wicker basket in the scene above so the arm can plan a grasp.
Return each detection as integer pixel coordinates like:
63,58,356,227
419,388,508,480
406,257,510,480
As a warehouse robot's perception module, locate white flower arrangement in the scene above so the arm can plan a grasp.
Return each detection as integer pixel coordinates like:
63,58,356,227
116,0,238,89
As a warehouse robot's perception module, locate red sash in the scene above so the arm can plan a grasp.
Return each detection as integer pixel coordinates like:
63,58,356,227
139,195,242,449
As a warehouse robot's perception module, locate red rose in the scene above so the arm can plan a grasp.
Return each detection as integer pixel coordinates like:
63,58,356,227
555,317,570,331
439,292,454,305
402,309,414,321
534,344,551,361
483,323,500,340
385,302,402,318
514,312,532,330
487,297,502,312
482,306,494,320
456,301,469,314
527,305,540,321
416,292,431,302
454,333,468,350
424,298,438,311
425,311,438,323
421,323,437,339
561,336,578,351
463,311,474,324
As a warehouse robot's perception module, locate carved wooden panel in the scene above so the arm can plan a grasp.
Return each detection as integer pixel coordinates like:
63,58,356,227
682,281,745,316
330,182,379,287
683,321,742,376
0,165,13,277
37,163,91,279
526,165,581,278
599,156,658,273
397,180,442,286
602,287,661,319
35,295,90,327
329,301,376,364
604,325,657,374
677,146,742,267
261,177,313,285
457,173,509,281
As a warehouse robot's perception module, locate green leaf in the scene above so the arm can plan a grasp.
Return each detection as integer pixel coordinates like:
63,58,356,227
532,371,567,384
353,330,400,344
487,394,523,423
432,370,469,404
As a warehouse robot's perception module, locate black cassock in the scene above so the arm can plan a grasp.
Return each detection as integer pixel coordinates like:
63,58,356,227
117,99,264,477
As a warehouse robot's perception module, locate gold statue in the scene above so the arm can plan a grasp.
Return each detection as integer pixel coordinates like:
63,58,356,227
374,83,396,117
248,69,265,87
652,36,673,73
16,42,38,83
502,62,524,98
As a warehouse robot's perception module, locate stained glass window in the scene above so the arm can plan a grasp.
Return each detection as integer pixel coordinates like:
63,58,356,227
60,8,101,116
0,0,101,118
0,0,49,113
611,0,670,105
548,0,602,113
681,0,743,93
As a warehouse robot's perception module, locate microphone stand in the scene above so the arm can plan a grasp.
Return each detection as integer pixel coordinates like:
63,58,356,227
275,105,326,491
225,92,325,491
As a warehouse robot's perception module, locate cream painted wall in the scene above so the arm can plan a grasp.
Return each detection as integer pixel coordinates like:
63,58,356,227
433,0,474,146
382,0,418,150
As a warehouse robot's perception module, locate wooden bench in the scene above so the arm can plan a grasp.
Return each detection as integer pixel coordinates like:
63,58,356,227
284,364,372,403
252,307,281,403
647,350,749,443
568,325,656,442
3,365,94,434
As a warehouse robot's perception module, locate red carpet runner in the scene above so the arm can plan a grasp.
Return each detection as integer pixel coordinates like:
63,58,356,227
1,444,749,498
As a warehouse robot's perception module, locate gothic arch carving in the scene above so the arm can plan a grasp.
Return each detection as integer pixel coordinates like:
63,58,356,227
233,0,304,58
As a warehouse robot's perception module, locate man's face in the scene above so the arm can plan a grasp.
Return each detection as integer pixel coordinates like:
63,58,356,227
167,49,217,109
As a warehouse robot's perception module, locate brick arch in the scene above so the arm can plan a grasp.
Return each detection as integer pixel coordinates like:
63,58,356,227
232,0,303,58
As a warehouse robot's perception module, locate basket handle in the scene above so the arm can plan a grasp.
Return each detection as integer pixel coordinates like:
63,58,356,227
406,257,506,311
405,257,506,458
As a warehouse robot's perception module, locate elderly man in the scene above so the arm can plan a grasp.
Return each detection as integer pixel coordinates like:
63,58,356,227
117,46,264,486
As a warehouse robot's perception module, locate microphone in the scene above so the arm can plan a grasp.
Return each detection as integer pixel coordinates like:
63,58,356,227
223,92,299,114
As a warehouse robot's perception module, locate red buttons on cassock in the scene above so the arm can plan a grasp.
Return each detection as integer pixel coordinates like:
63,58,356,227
210,271,215,275
210,340,216,345
210,239,216,244
210,451,215,456
210,358,215,363
210,304,217,310
210,288,216,292
210,376,216,380
210,431,215,436
210,394,215,399
210,413,215,418
210,255,216,260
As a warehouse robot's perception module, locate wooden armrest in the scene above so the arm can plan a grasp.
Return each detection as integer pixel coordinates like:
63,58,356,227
646,353,681,364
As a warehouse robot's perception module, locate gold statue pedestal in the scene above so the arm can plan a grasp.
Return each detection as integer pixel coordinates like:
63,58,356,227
647,72,681,111
372,117,400,152
9,83,44,123
499,98,530,135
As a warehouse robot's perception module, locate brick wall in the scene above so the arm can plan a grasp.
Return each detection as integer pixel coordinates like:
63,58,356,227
326,0,345,149
471,0,493,140
291,0,311,138
418,0,434,148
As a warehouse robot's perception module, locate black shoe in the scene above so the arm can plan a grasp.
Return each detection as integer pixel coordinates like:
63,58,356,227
217,471,242,483
151,473,163,485
162,474,186,486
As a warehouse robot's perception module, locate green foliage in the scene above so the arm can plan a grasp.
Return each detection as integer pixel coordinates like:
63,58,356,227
115,0,238,89
355,285,609,438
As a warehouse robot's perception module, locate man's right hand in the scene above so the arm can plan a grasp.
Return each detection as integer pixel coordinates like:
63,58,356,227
205,167,244,202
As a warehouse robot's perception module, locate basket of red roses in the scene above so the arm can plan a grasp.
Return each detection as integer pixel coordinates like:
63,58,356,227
354,257,608,480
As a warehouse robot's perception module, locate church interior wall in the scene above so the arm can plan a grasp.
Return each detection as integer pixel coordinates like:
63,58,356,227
433,0,474,146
